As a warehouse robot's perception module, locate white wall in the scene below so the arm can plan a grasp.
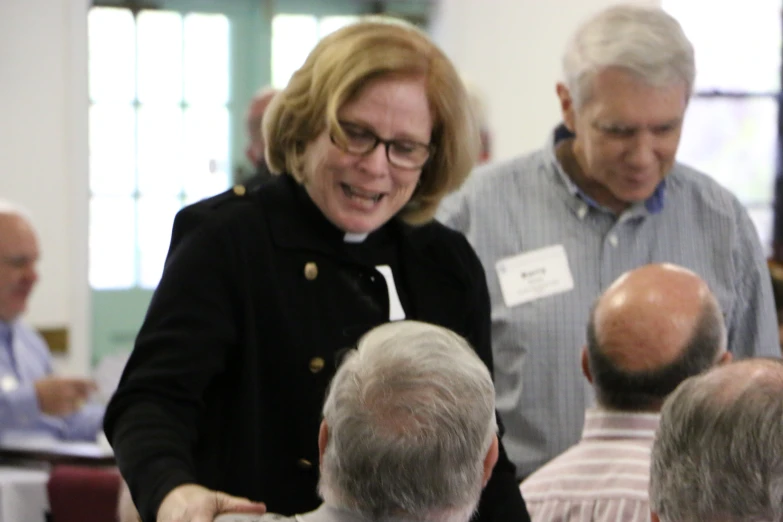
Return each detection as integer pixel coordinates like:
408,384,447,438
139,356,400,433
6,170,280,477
430,0,661,161
0,0,90,376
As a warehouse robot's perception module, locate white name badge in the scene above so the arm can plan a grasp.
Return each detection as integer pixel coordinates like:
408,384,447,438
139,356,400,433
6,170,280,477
495,245,574,307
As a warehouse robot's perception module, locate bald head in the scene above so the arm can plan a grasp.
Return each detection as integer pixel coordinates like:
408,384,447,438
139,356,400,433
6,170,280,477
245,87,279,166
650,358,783,522
594,264,715,371
0,203,39,322
585,263,727,411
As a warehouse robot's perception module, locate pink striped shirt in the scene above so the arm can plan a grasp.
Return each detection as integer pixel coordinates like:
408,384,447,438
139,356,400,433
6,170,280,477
520,408,659,522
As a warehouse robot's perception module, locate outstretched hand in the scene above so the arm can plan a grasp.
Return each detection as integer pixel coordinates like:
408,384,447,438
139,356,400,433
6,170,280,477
157,484,266,522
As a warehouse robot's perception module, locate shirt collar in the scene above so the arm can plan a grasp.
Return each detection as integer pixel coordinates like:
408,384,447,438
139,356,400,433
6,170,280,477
581,407,660,441
548,124,667,216
305,504,421,522
0,320,13,348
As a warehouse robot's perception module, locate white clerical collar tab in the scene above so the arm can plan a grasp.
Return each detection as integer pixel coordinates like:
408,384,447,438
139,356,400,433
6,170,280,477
343,232,368,243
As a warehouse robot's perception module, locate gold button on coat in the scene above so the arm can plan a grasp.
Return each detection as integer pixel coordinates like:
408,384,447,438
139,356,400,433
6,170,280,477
309,357,325,373
297,458,312,469
304,262,318,280
232,184,246,196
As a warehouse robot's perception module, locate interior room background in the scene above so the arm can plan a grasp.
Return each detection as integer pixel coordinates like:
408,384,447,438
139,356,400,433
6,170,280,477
0,0,778,380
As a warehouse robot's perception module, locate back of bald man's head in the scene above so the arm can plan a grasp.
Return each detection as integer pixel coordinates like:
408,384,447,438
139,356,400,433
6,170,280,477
586,263,727,411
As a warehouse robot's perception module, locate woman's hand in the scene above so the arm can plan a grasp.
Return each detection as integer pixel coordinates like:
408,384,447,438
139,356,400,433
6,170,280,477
157,484,266,522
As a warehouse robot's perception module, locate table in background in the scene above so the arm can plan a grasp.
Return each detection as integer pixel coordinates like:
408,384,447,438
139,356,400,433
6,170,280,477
0,433,114,467
0,466,49,522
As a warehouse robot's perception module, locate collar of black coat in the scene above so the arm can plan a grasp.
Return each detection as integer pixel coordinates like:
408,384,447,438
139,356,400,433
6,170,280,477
254,173,470,295
257,173,419,253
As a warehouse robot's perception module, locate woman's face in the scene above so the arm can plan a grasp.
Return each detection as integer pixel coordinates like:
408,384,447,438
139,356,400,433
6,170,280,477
303,75,433,234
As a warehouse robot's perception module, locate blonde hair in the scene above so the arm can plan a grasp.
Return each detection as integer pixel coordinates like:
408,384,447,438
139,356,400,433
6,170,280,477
264,17,479,225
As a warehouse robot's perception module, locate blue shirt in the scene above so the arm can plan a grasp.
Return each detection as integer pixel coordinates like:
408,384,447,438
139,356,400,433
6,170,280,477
0,319,104,441
437,128,780,477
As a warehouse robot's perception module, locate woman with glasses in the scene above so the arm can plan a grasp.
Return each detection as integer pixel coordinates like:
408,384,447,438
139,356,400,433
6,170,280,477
104,18,530,522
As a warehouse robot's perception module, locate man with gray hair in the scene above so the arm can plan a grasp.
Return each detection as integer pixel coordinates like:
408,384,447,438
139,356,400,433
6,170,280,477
521,263,731,521
224,320,513,522
437,3,778,479
650,358,783,522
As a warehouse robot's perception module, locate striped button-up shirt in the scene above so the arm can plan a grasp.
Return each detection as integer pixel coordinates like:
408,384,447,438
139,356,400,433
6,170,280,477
437,128,779,478
520,408,657,522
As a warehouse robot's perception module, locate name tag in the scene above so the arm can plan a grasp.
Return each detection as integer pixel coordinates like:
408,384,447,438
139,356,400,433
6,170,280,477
495,245,574,307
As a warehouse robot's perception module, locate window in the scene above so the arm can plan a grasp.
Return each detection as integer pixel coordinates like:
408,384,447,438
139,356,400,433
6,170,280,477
663,1,782,254
88,7,231,289
271,14,360,89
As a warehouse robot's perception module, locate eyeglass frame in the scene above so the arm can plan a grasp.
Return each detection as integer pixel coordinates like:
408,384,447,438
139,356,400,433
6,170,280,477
329,120,435,170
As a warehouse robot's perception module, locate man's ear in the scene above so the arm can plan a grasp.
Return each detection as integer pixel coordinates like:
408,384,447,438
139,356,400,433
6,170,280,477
481,435,499,488
318,420,329,466
718,350,733,365
556,82,577,132
581,346,593,383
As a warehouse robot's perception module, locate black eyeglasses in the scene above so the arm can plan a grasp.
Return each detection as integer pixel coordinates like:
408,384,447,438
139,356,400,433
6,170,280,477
330,121,434,170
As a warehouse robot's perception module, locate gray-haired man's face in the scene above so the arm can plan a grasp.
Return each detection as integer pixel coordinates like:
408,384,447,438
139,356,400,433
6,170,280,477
560,67,687,213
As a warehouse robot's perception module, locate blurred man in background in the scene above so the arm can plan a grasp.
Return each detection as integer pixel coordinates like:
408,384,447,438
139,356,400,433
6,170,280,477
0,200,103,441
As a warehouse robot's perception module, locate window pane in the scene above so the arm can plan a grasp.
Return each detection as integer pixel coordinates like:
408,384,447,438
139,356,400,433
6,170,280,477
182,107,230,201
137,10,183,103
137,196,182,289
184,14,230,105
749,205,774,257
89,7,135,103
664,1,781,92
271,15,318,89
318,16,358,38
137,106,184,196
677,97,778,206
90,197,136,289
90,104,136,196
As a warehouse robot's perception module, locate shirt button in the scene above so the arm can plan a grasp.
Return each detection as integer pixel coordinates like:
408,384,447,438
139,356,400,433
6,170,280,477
304,262,318,280
608,235,618,247
309,357,325,374
577,205,588,219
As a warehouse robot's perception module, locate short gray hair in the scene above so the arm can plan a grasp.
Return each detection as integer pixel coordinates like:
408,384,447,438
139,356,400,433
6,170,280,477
563,4,695,109
650,359,783,522
319,320,497,522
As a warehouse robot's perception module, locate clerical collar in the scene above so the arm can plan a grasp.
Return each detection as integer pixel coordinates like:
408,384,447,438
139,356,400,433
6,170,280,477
343,232,369,243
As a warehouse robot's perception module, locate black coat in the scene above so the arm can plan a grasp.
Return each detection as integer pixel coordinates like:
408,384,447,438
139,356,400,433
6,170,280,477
104,174,530,522
165,161,274,261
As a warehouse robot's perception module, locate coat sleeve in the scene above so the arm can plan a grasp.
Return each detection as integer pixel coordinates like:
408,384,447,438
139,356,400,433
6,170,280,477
164,203,211,265
103,217,241,522
455,235,531,522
